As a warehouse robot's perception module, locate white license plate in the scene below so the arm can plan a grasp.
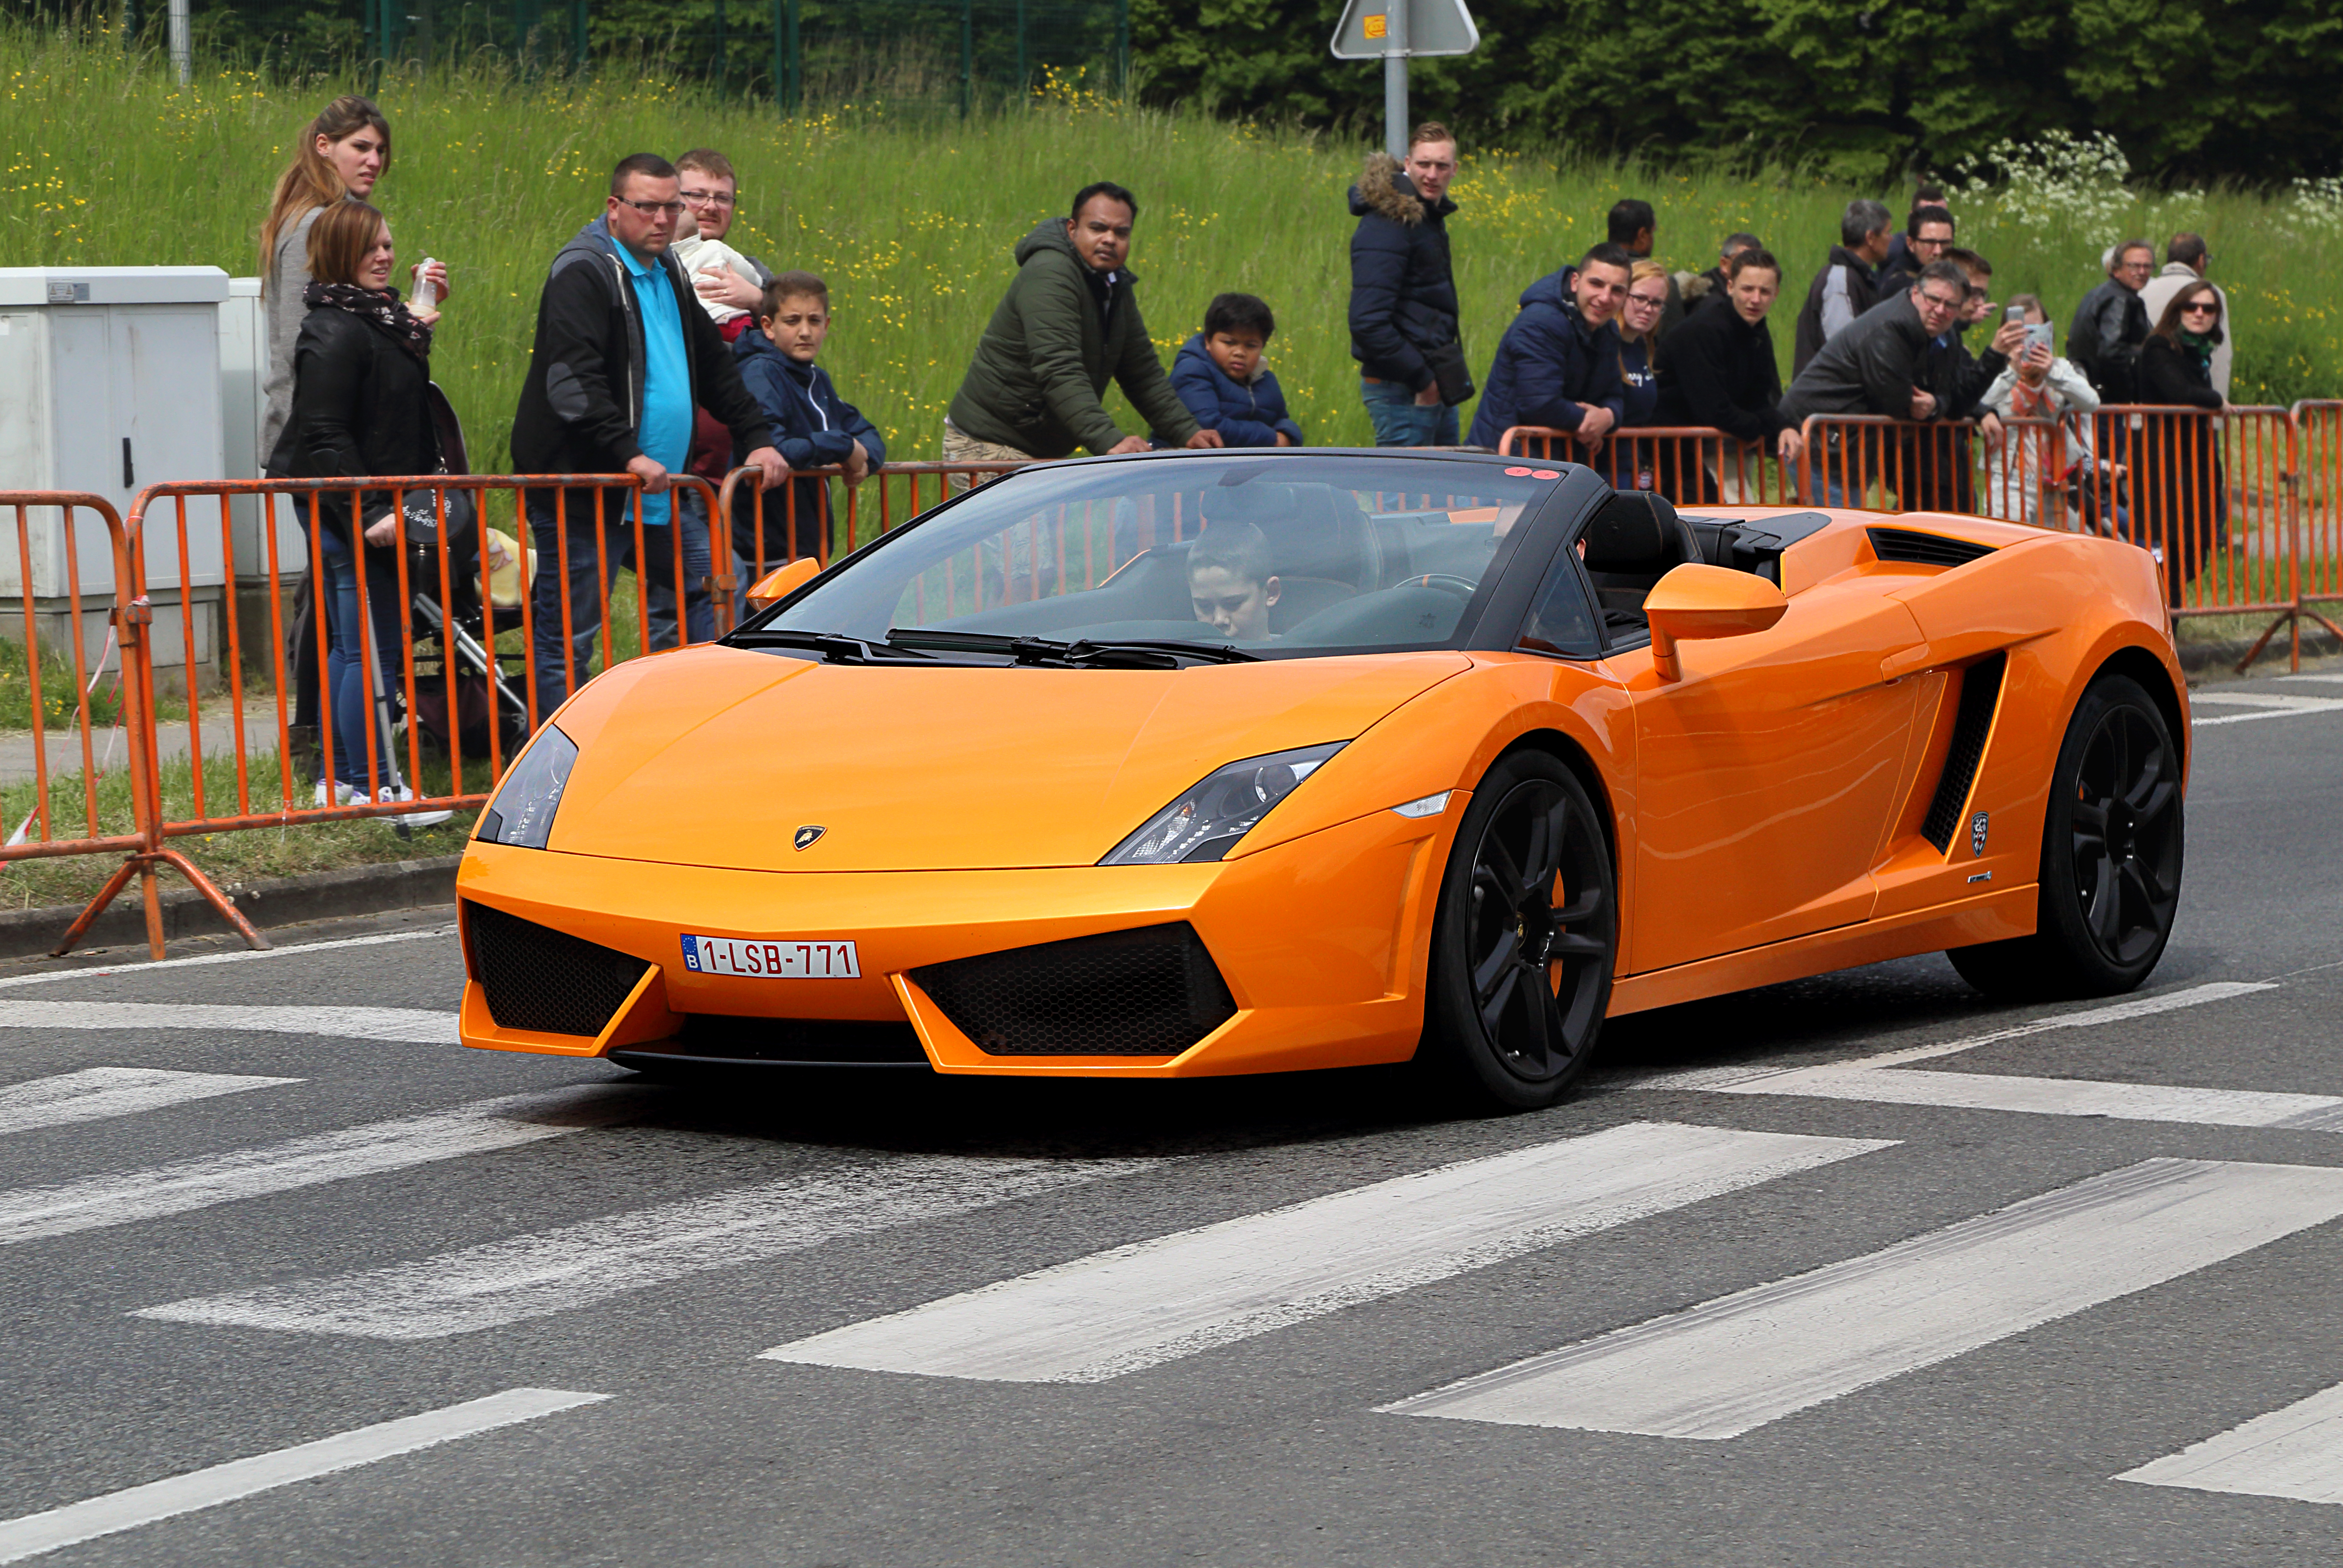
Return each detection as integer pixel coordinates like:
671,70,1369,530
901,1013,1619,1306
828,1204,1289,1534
679,935,860,978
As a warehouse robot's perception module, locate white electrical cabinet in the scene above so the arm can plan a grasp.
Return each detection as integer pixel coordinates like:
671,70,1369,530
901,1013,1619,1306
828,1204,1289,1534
0,266,232,687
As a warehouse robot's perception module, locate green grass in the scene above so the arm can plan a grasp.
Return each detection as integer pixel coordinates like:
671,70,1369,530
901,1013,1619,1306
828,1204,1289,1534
5,26,2338,480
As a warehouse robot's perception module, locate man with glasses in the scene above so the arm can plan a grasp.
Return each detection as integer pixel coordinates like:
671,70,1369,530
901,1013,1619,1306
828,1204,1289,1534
1879,204,1954,296
1780,261,1976,508
2069,240,2155,403
2138,233,2231,398
510,151,787,722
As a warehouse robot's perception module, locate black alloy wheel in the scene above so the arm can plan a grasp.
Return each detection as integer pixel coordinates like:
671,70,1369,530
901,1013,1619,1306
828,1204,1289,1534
1423,750,1617,1109
1950,672,2184,999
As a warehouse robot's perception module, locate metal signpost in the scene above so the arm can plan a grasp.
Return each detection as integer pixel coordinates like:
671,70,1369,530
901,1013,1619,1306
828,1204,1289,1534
1330,0,1480,158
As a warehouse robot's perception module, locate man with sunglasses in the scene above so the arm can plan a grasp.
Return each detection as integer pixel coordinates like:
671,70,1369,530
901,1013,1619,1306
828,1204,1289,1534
511,152,787,720
1779,261,1976,507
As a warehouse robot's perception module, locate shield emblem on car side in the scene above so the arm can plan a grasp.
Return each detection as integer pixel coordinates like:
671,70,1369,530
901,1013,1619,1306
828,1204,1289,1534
794,825,826,851
1970,811,1989,857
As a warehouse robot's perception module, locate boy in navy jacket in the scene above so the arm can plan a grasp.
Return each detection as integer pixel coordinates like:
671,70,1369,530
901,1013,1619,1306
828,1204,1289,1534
732,271,885,604
1170,293,1305,447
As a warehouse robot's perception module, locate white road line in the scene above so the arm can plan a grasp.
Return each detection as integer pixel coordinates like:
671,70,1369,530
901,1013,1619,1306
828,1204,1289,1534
0,925,454,992
0,1000,457,1044
2279,674,2343,685
1635,980,2276,1090
0,1085,648,1246
136,1154,1164,1340
2119,1380,2343,1505
1384,1157,2343,1439
1705,1065,2343,1130
2191,692,2343,727
0,1067,298,1136
760,1121,1895,1385
0,1387,607,1564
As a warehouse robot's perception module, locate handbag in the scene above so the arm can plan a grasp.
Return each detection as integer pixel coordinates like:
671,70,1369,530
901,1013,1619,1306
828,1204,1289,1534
1423,339,1476,408
388,383,479,548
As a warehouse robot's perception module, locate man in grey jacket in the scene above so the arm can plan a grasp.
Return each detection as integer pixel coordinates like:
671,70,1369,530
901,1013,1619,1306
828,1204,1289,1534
1780,261,1972,506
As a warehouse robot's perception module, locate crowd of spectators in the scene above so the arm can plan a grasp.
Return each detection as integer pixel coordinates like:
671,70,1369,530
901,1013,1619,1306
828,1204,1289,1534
256,98,2249,774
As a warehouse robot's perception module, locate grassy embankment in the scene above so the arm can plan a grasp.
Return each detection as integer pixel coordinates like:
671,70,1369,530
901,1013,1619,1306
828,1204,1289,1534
0,29,2336,908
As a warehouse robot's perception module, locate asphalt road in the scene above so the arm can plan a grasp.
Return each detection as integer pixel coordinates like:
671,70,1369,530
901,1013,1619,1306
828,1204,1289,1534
3,657,2342,1567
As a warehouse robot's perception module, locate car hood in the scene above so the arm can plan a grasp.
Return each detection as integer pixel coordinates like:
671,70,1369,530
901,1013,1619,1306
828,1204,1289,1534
545,646,1470,871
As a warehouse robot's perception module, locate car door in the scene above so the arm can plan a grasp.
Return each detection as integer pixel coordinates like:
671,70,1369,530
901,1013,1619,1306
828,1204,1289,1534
1622,577,1930,974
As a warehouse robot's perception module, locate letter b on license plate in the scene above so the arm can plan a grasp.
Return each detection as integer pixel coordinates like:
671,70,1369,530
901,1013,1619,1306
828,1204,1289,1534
680,935,860,978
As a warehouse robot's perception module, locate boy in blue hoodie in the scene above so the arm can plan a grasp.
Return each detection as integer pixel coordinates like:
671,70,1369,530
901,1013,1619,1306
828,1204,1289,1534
1171,293,1306,448
731,271,885,606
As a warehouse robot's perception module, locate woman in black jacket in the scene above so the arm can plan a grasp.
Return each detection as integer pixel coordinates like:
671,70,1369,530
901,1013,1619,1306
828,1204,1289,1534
1652,247,1806,502
2135,282,2228,605
267,199,450,826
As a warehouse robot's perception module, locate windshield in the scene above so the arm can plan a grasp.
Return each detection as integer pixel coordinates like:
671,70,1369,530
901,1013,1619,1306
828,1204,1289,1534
752,455,1560,659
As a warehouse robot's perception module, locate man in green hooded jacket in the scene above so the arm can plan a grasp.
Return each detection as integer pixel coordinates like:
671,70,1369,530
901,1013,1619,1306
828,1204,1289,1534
944,181,1220,483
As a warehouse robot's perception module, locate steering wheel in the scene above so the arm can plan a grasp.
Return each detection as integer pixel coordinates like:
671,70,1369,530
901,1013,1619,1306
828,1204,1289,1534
1412,574,1480,599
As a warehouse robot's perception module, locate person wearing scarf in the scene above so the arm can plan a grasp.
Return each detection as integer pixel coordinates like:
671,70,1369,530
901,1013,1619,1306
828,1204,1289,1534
266,198,451,827
2136,282,2229,606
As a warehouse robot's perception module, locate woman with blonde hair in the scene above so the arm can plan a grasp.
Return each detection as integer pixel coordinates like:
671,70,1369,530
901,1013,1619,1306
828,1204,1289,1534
259,95,449,459
1603,258,1670,491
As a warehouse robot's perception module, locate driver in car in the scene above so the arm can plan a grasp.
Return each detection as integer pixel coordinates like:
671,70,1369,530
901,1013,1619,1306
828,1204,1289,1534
1188,521,1281,641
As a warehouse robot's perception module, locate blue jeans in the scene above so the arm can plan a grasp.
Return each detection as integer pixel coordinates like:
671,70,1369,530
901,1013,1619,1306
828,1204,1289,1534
315,529,382,791
1361,378,1459,447
643,487,717,650
528,490,700,721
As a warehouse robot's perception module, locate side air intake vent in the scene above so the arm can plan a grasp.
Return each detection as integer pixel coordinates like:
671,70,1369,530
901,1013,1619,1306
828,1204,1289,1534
913,922,1237,1057
1921,653,2009,853
1869,527,1995,569
464,901,650,1037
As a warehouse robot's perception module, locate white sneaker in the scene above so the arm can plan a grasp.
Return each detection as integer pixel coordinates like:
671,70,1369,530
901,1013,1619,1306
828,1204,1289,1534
313,779,360,807
372,784,453,831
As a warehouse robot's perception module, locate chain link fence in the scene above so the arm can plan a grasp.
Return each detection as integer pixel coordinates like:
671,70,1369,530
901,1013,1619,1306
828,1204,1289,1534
33,0,1127,112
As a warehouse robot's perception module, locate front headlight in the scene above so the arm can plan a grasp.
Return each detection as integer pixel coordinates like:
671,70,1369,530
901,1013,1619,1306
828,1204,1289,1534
1101,743,1346,865
476,725,577,849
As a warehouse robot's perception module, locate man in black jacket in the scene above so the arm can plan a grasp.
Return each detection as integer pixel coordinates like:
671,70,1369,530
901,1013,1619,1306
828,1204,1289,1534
511,152,786,720
2068,240,2154,402
1349,123,1463,446
1792,199,1893,374
1654,246,1805,490
1780,261,1971,507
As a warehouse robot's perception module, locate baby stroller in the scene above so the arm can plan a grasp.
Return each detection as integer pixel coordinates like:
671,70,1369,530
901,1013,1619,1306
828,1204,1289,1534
286,389,529,815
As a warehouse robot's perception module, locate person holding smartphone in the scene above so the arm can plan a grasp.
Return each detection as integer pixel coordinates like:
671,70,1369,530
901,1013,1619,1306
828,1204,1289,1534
1982,294,2106,525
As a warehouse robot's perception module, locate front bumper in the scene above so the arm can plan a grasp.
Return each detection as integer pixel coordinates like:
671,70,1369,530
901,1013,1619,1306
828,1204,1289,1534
455,801,1461,1078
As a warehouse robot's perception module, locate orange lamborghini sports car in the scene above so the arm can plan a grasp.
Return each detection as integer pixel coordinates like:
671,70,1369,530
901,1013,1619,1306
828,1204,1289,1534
458,449,2186,1108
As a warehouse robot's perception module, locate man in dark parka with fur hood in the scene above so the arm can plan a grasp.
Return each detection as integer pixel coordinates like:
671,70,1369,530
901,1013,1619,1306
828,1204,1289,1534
1348,124,1464,446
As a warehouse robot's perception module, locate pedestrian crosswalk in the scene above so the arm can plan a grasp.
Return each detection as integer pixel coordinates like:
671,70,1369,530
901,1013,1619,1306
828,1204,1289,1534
6,970,2343,1536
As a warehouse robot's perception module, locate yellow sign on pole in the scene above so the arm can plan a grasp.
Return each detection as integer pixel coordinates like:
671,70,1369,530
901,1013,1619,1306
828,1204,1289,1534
1363,13,1387,38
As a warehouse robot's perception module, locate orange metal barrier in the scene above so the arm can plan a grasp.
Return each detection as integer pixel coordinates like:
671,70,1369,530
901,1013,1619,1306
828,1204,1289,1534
2280,401,2343,659
718,460,1029,612
2077,406,2297,631
0,492,182,957
1500,426,1800,505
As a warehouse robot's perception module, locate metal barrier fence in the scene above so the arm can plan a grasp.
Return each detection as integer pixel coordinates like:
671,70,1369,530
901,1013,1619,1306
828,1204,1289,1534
2291,401,2343,652
1498,426,1798,505
718,460,1027,611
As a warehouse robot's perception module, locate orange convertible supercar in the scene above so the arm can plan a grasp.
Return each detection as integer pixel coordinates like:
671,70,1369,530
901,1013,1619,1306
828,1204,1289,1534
459,450,2186,1108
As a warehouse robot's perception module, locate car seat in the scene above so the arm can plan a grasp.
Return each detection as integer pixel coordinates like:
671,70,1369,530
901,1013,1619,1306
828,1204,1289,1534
1199,482,1378,617
1581,490,1702,620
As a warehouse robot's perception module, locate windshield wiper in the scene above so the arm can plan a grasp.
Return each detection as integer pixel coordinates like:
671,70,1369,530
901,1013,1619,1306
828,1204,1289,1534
727,628,934,664
885,630,1259,668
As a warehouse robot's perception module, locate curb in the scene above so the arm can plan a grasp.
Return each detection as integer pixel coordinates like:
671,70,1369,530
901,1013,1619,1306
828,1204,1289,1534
0,855,460,961
2179,625,2341,676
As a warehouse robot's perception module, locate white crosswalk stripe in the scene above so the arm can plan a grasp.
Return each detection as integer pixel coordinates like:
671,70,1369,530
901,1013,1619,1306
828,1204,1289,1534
2119,1380,2343,1505
134,1154,1164,1340
0,1388,608,1564
2189,692,2343,726
761,1121,1894,1384
1704,1064,2343,1129
0,1067,297,1136
1383,1157,2343,1439
0,1001,457,1044
0,1084,649,1246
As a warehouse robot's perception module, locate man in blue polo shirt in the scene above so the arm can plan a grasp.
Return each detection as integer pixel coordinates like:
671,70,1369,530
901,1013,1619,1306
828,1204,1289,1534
512,152,787,720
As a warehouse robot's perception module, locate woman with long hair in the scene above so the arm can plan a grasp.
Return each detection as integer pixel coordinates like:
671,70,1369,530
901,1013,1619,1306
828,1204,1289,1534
265,200,451,828
259,96,449,460
2135,281,2228,603
1605,258,1675,495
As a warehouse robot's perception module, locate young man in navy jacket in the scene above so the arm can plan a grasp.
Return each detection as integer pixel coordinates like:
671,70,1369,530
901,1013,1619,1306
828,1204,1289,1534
1171,293,1305,447
731,270,885,611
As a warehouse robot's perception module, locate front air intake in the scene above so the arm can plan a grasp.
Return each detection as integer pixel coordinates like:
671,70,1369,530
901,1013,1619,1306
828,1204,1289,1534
912,922,1237,1057
464,901,650,1037
1869,526,1996,569
1921,654,2009,853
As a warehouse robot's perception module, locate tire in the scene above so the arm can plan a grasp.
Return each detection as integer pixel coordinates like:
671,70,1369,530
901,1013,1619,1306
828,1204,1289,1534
1420,750,1618,1110
1948,672,2184,1000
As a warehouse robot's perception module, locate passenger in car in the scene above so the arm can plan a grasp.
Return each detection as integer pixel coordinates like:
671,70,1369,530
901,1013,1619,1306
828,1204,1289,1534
1188,521,1281,642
